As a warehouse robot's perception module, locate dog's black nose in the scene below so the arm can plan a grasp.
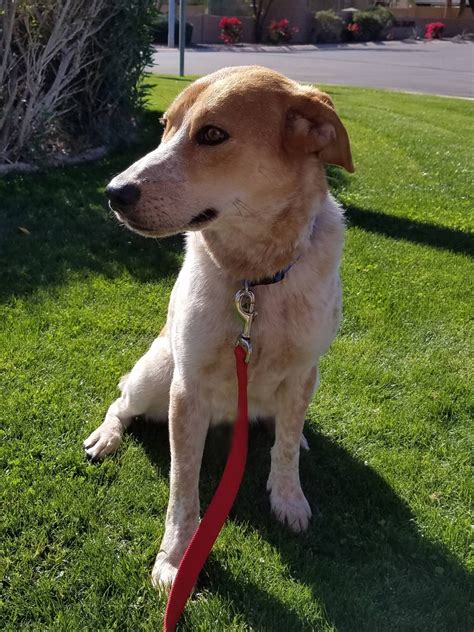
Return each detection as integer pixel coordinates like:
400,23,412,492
106,182,141,209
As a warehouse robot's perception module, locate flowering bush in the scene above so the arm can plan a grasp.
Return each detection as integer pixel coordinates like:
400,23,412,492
352,7,394,41
267,19,299,45
347,23,360,36
425,22,445,39
219,16,243,45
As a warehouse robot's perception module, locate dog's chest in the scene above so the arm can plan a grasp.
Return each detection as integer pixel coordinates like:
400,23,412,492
171,270,340,422
250,287,323,367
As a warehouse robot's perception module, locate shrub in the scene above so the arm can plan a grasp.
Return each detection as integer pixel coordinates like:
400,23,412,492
0,0,156,166
353,7,394,41
313,10,345,44
425,22,445,39
149,15,194,46
219,16,243,45
267,19,299,44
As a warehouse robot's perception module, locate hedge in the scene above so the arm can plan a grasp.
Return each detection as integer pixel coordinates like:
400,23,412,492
0,0,156,166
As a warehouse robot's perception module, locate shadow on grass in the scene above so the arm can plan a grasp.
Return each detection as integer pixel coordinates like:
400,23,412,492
327,167,473,257
152,75,195,82
129,420,472,632
346,205,474,258
0,111,183,302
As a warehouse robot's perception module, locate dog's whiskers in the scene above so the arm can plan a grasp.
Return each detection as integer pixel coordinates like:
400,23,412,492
233,198,255,219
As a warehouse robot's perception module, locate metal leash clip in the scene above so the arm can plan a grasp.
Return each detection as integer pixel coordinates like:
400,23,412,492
234,281,256,363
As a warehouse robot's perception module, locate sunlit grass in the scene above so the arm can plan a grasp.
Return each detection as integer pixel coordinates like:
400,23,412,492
1,76,472,631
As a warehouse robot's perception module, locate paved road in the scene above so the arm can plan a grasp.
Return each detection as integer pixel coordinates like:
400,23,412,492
148,40,474,98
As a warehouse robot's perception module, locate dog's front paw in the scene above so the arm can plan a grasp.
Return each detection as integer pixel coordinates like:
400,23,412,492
83,420,123,460
151,552,179,593
269,484,312,532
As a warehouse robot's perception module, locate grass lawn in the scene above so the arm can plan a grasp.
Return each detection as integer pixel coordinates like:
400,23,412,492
1,75,473,631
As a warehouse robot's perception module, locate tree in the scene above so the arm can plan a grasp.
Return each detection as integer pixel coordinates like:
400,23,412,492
248,0,277,43
458,0,474,15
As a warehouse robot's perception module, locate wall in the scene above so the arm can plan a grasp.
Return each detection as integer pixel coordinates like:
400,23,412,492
189,0,312,44
207,0,251,16
264,0,314,43
391,8,474,36
392,6,461,18
160,3,207,15
187,4,474,44
313,0,371,11
412,15,473,35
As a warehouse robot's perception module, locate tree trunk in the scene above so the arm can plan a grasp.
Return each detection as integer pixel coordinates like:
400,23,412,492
251,0,276,44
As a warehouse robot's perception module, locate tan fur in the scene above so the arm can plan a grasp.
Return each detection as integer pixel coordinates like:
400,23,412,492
83,66,353,591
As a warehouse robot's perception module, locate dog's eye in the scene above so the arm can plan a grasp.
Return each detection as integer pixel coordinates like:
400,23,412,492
196,126,229,146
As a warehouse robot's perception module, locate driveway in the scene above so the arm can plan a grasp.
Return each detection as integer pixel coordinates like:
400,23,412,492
148,40,474,98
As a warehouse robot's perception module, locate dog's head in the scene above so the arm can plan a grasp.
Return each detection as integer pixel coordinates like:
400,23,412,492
106,66,353,238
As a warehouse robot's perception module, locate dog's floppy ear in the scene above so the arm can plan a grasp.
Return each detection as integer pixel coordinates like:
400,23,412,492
286,88,354,173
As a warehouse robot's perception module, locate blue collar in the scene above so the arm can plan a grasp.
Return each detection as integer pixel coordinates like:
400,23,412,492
244,214,317,288
245,256,300,288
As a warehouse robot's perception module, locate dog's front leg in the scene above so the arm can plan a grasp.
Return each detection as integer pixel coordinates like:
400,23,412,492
152,380,209,590
84,334,172,460
267,366,318,532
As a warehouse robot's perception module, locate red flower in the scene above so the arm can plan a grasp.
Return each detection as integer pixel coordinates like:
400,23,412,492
268,18,297,43
425,22,445,39
219,16,242,29
219,16,243,45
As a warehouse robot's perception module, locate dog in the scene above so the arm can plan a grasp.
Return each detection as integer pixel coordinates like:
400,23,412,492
83,66,354,590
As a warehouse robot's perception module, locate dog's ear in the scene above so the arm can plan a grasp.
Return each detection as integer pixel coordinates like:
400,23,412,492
286,88,354,173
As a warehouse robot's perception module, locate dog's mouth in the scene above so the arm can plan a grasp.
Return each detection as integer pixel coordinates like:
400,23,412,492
110,207,163,237
123,218,159,236
111,203,219,236
187,208,219,229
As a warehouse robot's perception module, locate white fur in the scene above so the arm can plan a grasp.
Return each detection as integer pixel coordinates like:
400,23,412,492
84,66,349,591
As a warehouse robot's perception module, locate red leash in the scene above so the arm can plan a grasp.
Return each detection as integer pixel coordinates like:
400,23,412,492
163,344,249,631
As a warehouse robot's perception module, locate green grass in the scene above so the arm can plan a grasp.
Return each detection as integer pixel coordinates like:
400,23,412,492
1,75,473,631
